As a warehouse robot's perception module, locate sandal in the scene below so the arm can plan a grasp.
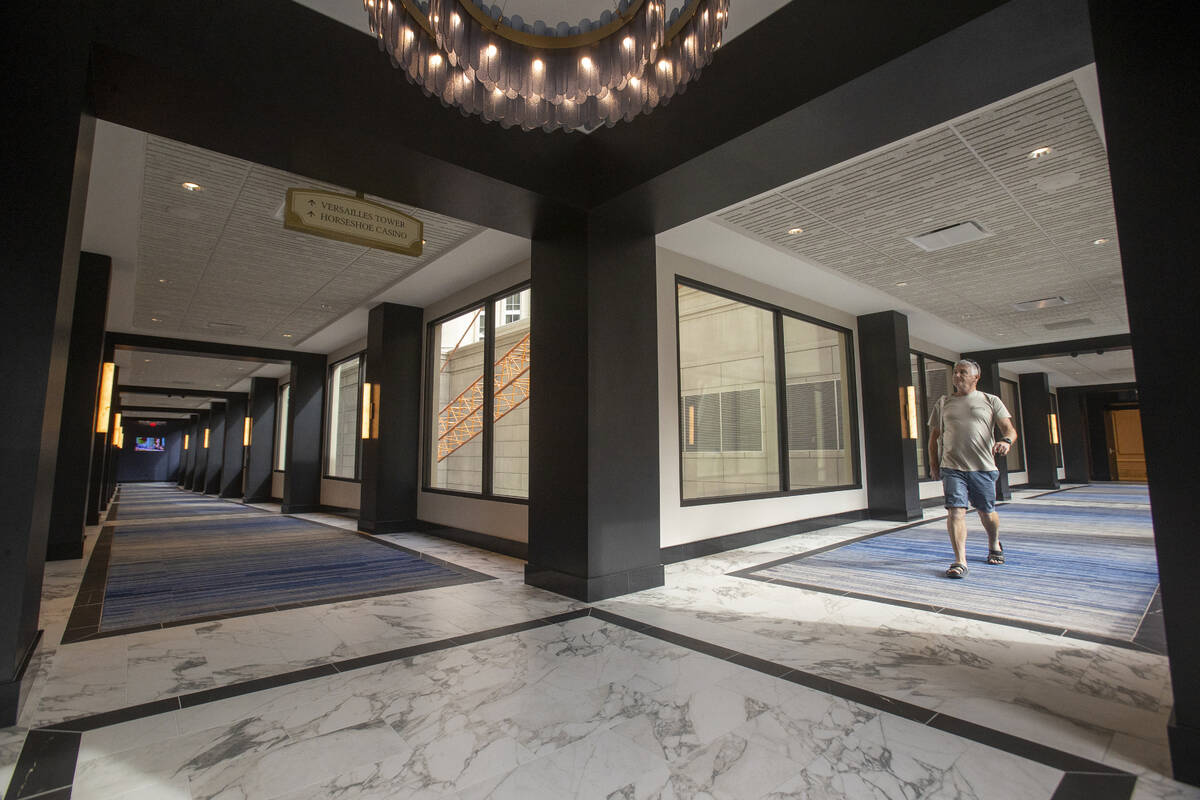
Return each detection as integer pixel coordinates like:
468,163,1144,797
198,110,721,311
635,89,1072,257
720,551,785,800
987,543,1005,565
945,563,968,579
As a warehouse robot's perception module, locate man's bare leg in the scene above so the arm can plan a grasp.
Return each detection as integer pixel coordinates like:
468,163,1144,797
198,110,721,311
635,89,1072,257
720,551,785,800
978,510,1002,561
947,507,968,565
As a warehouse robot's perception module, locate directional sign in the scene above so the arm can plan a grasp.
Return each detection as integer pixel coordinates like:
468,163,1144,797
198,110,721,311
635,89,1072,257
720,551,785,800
283,189,423,257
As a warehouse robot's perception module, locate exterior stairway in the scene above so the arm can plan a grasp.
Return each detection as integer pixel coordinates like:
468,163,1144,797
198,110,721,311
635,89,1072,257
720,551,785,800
437,332,530,461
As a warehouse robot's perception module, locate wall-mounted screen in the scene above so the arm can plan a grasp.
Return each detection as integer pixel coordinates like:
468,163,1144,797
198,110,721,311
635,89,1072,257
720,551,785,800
134,436,165,452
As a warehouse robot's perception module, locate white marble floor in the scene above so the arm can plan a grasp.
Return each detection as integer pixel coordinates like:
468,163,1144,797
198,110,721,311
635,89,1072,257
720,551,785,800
3,487,1198,799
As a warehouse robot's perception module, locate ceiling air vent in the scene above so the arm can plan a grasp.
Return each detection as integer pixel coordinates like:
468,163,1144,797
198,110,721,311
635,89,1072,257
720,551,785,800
1013,296,1070,312
906,221,993,252
207,321,247,334
1044,318,1093,331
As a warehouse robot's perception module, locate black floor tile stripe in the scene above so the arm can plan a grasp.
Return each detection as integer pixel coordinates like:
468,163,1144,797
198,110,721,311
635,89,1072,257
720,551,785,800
4,606,1141,800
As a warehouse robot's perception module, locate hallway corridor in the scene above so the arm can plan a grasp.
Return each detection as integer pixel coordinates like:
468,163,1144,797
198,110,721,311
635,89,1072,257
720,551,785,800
2,484,1194,799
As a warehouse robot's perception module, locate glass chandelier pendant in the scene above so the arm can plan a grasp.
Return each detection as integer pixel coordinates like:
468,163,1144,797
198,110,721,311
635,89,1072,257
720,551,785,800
364,0,729,133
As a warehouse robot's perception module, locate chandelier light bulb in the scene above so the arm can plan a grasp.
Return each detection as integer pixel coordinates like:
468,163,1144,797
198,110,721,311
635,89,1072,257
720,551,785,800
365,0,729,132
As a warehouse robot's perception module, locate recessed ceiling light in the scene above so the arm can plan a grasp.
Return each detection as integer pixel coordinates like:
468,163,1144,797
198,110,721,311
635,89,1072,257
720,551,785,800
318,303,334,312
181,181,203,192
421,239,427,245
787,227,804,235
1092,238,1110,246
282,333,294,338
143,358,151,362
1027,146,1053,159
158,278,170,284
895,282,908,287
150,317,162,322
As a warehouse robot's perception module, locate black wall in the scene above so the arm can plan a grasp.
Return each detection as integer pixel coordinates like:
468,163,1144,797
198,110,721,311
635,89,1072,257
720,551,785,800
116,424,183,482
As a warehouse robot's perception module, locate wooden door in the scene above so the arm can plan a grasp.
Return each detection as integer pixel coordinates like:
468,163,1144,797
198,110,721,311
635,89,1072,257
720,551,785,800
1110,408,1147,481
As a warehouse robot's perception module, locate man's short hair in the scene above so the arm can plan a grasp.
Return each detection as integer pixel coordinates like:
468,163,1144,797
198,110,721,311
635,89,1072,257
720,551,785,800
955,359,981,377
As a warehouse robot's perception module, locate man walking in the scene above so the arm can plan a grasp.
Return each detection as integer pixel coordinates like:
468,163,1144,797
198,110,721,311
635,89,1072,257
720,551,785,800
928,359,1019,578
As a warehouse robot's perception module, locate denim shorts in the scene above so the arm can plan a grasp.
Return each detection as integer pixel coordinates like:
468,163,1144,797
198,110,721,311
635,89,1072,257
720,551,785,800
942,468,1000,513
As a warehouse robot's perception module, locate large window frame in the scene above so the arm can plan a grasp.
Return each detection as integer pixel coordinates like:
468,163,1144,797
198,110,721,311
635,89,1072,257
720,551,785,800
423,280,531,505
675,277,862,506
909,350,955,480
274,382,290,473
999,378,1025,472
323,352,365,482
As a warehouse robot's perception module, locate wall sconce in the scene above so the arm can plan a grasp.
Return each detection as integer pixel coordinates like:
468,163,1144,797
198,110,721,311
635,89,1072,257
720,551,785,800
243,416,252,447
184,433,190,451
113,413,123,448
899,385,918,439
203,428,210,449
1049,413,1060,445
361,382,380,440
96,362,115,433
361,381,372,440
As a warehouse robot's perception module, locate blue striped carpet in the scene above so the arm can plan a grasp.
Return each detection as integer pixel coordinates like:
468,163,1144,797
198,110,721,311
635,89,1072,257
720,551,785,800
749,502,1158,641
1042,484,1149,505
100,514,486,630
110,498,261,520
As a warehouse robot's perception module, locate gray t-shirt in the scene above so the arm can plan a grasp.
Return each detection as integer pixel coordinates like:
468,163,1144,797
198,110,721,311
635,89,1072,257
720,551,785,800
929,390,1011,472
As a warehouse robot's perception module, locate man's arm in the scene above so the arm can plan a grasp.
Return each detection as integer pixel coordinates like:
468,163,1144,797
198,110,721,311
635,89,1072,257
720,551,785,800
993,416,1018,456
928,427,941,480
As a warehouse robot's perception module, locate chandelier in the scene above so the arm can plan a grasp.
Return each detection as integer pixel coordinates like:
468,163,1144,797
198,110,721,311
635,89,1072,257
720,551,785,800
364,0,729,133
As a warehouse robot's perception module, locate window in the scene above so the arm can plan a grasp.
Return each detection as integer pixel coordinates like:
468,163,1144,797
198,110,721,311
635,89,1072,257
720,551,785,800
999,379,1024,471
427,284,531,500
677,284,779,499
326,355,362,479
676,280,859,502
680,389,763,453
909,351,954,479
275,383,290,471
491,288,531,499
783,316,854,489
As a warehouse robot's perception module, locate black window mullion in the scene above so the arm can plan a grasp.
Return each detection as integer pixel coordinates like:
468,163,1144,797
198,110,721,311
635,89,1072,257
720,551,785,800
355,355,365,480
482,301,495,498
773,311,789,492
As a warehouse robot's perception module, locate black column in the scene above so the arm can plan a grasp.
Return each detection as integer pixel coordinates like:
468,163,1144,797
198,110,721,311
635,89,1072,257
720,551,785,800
0,2,92,721
1017,373,1058,490
856,311,921,521
283,355,326,513
192,409,210,492
205,402,226,494
220,396,247,498
1056,388,1089,483
975,359,1011,501
1090,1,1200,783
525,209,663,601
359,303,423,533
244,377,277,503
47,253,111,560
